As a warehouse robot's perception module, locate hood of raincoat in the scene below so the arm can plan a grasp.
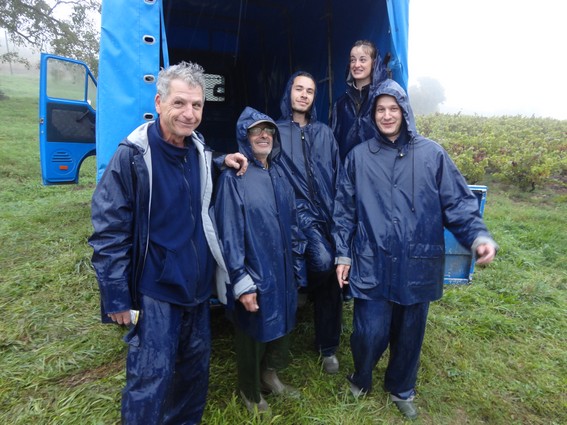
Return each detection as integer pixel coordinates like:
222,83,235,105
236,106,281,167
279,71,318,122
371,78,418,144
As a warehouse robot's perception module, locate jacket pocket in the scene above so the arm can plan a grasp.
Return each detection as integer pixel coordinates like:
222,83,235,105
256,279,278,323
352,239,385,287
407,243,444,286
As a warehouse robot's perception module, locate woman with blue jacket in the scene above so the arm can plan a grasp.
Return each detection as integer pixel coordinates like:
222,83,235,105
213,107,306,413
331,40,388,162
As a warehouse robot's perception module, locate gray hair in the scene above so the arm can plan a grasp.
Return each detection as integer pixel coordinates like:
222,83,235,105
156,61,206,100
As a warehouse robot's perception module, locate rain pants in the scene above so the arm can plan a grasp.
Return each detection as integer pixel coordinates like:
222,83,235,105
276,71,343,356
330,50,388,161
89,121,227,424
333,79,497,395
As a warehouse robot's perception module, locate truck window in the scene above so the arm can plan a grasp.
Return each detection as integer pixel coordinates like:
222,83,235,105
46,58,97,109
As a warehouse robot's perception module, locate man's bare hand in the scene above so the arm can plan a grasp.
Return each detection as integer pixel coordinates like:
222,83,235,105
475,243,496,265
239,292,259,312
225,153,249,176
336,264,351,288
108,310,132,326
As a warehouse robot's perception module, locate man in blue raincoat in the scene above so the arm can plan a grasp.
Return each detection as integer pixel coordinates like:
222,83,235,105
89,62,247,424
333,79,497,420
276,71,344,374
212,107,306,413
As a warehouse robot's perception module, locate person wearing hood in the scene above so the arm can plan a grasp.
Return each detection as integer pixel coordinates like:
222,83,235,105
88,62,248,424
276,71,344,375
212,107,307,413
331,40,388,162
333,79,498,420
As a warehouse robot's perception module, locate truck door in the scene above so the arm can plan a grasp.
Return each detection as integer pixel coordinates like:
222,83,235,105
39,54,97,185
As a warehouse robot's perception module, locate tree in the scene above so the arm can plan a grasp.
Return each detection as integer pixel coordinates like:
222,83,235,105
409,77,446,115
1,0,101,74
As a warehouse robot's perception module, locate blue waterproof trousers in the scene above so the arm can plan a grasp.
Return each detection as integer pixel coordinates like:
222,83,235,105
307,268,343,357
349,298,429,397
122,295,211,425
304,229,342,357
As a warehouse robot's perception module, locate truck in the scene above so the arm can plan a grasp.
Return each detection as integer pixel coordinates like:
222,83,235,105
39,0,409,185
37,0,484,284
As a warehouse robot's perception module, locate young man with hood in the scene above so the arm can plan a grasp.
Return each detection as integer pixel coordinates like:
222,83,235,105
88,61,247,424
212,107,306,413
276,71,344,374
331,40,388,162
333,79,498,420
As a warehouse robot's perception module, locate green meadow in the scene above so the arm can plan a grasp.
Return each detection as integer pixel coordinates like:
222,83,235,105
1,73,565,424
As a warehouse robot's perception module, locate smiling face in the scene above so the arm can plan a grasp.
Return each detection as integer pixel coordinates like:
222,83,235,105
247,124,275,165
290,75,316,114
374,95,403,142
155,78,204,147
349,45,373,87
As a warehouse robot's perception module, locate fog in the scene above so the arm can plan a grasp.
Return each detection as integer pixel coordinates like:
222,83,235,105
408,0,567,120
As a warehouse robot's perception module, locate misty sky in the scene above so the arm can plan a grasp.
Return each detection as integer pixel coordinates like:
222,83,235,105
408,0,567,120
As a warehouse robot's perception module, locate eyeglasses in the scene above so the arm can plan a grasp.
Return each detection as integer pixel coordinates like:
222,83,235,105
248,126,276,136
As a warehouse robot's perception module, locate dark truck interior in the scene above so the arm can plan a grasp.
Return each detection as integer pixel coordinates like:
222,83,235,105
162,0,396,153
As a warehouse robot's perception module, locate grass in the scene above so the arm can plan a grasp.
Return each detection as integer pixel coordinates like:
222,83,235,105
1,74,566,424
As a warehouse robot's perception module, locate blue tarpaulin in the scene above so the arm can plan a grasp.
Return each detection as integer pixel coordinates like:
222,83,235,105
96,0,409,179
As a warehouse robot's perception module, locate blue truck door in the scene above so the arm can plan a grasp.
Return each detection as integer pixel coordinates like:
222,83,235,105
39,53,97,185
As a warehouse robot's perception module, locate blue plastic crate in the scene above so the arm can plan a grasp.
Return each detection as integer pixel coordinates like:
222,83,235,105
443,185,487,284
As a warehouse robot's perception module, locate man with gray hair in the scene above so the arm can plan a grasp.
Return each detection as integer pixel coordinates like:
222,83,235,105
89,61,247,424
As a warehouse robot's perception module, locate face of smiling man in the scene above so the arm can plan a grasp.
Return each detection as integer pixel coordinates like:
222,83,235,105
155,78,204,147
247,124,275,166
290,75,315,115
374,94,403,142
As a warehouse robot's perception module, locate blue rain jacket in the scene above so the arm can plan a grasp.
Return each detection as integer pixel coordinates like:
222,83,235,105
212,107,306,342
89,122,228,320
333,79,494,305
331,52,388,161
276,72,343,273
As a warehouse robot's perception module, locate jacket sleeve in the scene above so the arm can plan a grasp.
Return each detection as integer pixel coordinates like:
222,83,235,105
88,146,136,316
332,152,358,264
213,172,256,306
437,150,494,249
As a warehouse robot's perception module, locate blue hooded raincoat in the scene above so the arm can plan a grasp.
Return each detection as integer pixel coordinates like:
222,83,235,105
333,79,494,305
276,72,343,273
212,107,306,343
331,50,388,161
